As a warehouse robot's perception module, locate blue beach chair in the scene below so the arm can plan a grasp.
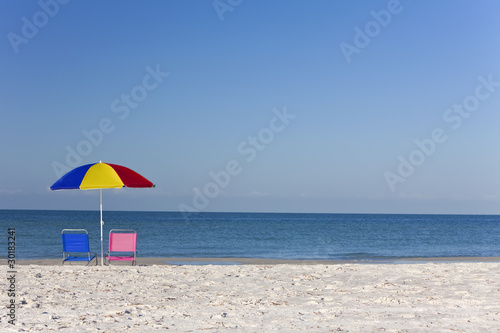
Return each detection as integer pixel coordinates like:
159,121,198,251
61,229,97,265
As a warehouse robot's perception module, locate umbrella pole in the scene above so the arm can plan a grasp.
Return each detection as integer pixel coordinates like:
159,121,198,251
100,188,104,266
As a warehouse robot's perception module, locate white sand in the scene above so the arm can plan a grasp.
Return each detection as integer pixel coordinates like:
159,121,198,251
2,263,500,332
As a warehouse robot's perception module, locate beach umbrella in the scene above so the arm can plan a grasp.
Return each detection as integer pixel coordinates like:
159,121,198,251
50,161,155,265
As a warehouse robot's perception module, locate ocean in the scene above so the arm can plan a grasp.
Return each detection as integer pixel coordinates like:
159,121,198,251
1,210,500,261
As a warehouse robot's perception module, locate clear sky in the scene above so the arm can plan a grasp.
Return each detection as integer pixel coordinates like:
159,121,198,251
2,0,500,214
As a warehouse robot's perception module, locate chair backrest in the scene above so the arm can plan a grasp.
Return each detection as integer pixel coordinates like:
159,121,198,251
62,230,90,252
109,230,136,252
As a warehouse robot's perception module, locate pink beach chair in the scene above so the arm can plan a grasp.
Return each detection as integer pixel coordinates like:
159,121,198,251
105,229,137,265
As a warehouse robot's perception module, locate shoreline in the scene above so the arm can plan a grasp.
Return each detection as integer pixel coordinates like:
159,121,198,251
3,256,500,266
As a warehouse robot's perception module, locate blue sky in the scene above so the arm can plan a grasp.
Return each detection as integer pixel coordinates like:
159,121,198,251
2,0,500,214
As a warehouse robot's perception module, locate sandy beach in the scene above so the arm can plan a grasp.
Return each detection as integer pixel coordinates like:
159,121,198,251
2,259,500,332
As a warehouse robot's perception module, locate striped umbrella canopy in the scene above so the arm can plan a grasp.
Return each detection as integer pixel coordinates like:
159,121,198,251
50,161,154,265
